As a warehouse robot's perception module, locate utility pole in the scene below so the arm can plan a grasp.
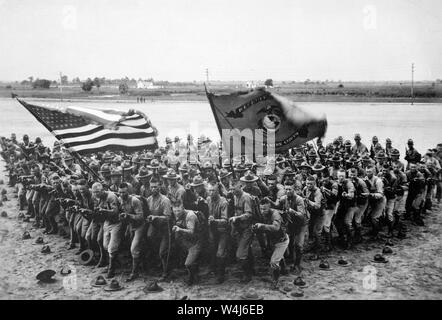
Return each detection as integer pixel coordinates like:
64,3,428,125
59,71,63,102
411,63,414,105
205,68,209,84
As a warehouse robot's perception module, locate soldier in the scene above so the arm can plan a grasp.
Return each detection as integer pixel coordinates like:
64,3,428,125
253,198,289,289
303,176,325,253
379,164,398,237
405,139,421,169
228,179,254,283
265,174,285,203
295,162,311,186
370,136,380,159
145,177,173,279
138,167,153,198
392,162,408,235
75,179,94,254
163,169,185,204
365,165,386,240
63,154,82,176
270,180,307,274
207,181,229,283
122,160,139,195
335,169,356,249
85,187,107,267
348,168,369,243
172,199,203,285
328,154,342,179
91,182,122,278
405,163,426,225
240,171,262,198
390,149,405,172
111,155,123,170
385,138,394,159
117,183,145,281
109,168,123,192
218,168,233,197
319,176,339,251
351,133,368,156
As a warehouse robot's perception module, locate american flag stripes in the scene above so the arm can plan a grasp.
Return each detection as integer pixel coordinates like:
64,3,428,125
17,99,158,155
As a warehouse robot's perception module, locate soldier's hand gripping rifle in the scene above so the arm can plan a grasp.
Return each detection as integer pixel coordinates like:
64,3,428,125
79,208,96,220
18,175,34,186
57,198,77,209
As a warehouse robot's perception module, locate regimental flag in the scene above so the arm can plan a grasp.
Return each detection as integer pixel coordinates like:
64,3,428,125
206,87,327,153
17,99,158,155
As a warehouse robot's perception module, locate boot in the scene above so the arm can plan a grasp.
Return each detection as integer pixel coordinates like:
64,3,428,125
209,254,217,275
185,265,198,286
271,268,280,290
292,247,303,275
397,223,407,239
344,226,354,249
19,196,26,211
280,259,288,275
353,226,363,244
248,254,255,277
369,222,381,241
315,235,324,253
324,232,334,251
392,211,400,229
240,260,252,283
413,209,425,226
126,257,140,282
386,221,394,238
159,258,169,280
106,256,116,279
216,258,226,284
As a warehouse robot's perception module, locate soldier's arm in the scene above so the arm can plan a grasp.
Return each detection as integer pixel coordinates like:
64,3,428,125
289,196,306,217
258,213,281,232
128,197,144,223
371,178,384,199
236,196,253,221
346,181,355,199
360,180,369,195
101,193,120,218
257,178,270,197
331,182,339,196
153,197,172,222
178,214,197,235
213,198,229,226
306,189,323,209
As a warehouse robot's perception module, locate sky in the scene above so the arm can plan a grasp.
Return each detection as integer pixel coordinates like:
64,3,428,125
0,0,441,82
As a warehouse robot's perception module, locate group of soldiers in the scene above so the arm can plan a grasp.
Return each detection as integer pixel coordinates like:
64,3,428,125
1,133,441,289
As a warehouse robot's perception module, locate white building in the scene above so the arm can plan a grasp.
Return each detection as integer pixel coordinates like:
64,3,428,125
136,80,161,89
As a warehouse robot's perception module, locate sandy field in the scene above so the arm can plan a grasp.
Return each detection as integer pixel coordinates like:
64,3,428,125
0,159,441,300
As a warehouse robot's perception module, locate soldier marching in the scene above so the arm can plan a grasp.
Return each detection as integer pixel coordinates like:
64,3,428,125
1,133,441,289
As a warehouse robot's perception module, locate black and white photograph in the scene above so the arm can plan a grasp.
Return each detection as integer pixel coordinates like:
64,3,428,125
0,0,441,304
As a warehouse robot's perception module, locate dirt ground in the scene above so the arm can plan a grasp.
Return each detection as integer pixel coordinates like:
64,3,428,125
0,159,441,300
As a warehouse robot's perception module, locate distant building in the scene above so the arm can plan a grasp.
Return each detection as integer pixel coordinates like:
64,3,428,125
246,81,258,89
136,80,162,89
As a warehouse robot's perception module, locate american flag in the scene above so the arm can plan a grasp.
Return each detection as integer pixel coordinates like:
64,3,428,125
17,99,158,155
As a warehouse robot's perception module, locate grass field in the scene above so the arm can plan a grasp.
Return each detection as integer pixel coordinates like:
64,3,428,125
1,81,442,103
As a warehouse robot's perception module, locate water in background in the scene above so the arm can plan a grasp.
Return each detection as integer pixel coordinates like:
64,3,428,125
0,97,441,154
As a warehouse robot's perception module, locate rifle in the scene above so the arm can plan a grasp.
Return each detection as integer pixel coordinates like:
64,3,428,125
18,175,34,186
56,198,77,209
